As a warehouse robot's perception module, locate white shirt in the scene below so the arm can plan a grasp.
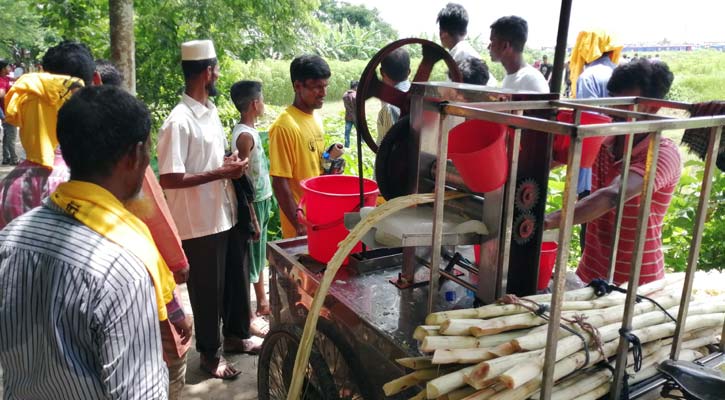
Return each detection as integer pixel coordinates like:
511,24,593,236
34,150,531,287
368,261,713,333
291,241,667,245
502,64,550,93
449,40,499,87
157,94,237,240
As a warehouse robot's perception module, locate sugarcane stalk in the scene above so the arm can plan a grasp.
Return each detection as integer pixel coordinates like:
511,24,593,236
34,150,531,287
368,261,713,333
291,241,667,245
383,368,444,397
465,351,542,387
433,347,495,364
460,383,507,400
426,285,605,326
426,365,476,398
438,386,477,400
502,312,725,390
424,329,531,352
415,326,440,340
574,383,609,400
410,389,428,400
286,192,466,400
460,314,548,337
397,356,434,370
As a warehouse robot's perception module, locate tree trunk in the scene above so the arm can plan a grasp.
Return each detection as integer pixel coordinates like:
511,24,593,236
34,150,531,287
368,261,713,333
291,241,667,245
109,0,136,94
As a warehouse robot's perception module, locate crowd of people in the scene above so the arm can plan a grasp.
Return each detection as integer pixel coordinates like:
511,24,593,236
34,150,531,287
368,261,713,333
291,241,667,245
0,2,688,399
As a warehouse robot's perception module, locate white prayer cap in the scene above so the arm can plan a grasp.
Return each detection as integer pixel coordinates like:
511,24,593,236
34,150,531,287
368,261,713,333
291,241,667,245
181,40,217,61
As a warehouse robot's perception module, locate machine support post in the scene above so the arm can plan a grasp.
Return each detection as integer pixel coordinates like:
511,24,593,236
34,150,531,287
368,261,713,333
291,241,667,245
427,114,451,314
550,0,573,94
610,131,662,400
607,105,637,282
540,135,582,398
671,126,722,359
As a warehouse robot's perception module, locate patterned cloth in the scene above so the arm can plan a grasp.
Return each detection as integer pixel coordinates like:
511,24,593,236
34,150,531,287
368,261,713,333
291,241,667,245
577,135,682,285
0,202,168,399
0,150,69,229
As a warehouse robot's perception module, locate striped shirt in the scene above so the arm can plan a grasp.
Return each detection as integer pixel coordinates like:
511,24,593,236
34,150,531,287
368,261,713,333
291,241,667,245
0,202,168,399
577,135,682,285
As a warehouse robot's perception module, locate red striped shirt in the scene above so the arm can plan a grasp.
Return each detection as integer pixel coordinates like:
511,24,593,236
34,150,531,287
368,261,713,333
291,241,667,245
577,135,682,285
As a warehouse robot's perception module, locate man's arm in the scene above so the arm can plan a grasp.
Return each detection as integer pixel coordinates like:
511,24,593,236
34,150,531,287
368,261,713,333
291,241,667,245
544,172,644,229
272,176,306,236
159,155,247,189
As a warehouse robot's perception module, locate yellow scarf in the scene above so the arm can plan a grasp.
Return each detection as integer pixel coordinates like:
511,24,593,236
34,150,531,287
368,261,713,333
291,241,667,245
51,181,175,321
570,31,623,98
4,72,83,168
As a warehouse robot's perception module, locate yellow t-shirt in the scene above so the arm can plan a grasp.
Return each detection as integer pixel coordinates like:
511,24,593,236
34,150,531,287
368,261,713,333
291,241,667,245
269,105,325,238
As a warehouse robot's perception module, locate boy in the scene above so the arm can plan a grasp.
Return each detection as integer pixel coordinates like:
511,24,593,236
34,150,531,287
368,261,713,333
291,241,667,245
230,80,272,334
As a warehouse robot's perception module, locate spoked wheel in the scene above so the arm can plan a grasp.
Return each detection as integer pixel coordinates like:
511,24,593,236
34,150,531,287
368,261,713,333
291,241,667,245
355,38,462,153
314,321,375,400
258,324,337,400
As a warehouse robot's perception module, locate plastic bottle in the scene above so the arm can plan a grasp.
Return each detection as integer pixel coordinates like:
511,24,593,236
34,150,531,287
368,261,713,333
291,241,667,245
321,152,332,174
440,280,467,309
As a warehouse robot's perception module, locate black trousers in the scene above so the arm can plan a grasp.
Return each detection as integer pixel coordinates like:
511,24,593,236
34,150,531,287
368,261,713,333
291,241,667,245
182,224,252,358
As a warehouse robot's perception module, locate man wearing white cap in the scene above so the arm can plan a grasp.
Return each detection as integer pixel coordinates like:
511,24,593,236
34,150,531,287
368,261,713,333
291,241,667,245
157,39,261,380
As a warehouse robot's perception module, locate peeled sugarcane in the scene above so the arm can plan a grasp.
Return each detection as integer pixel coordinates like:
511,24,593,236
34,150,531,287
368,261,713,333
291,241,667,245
426,365,476,398
433,347,496,365
383,368,450,397
465,351,542,389
460,383,507,400
497,340,664,400
409,389,428,400
440,313,547,337
425,286,603,326
500,312,725,391
511,292,686,352
424,329,531,353
438,386,477,400
397,356,434,370
575,383,609,400
286,192,467,400
415,326,440,340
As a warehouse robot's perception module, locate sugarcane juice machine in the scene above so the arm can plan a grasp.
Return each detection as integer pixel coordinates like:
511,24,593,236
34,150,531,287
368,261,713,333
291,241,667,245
368,80,557,306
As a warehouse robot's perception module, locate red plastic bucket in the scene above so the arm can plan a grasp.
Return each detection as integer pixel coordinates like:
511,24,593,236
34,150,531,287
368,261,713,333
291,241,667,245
473,241,557,291
297,175,379,264
538,242,558,290
448,120,509,193
554,110,611,167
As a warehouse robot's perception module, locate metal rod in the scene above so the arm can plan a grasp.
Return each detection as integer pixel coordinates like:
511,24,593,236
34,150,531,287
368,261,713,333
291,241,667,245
498,115,523,298
549,0,572,94
607,105,638,282
442,103,725,138
670,126,722,359
553,100,673,121
427,114,451,313
540,135,583,399
610,131,662,400
356,102,366,254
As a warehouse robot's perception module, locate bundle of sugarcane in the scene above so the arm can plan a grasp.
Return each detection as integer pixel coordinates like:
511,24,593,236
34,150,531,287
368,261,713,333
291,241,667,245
384,271,725,400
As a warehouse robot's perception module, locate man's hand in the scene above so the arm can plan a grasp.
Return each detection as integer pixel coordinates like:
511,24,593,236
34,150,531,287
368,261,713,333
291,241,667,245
294,219,307,236
173,267,189,284
328,143,345,159
171,315,194,345
215,151,248,179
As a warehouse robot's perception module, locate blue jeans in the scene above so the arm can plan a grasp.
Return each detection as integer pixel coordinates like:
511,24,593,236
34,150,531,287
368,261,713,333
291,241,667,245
344,121,355,148
2,121,18,164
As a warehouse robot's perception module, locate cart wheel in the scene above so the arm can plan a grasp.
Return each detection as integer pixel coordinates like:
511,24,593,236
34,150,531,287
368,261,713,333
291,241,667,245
314,321,375,400
355,38,462,153
258,324,338,400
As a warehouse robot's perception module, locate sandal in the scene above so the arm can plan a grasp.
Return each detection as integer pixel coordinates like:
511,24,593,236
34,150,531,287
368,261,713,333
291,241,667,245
223,335,263,354
200,355,241,380
250,316,269,337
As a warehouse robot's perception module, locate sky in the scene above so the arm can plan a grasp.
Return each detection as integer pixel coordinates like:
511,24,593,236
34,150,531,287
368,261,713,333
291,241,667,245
346,0,725,48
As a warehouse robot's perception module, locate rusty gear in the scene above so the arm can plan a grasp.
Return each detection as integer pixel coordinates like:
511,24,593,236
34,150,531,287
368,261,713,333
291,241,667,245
514,178,541,212
513,212,537,245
